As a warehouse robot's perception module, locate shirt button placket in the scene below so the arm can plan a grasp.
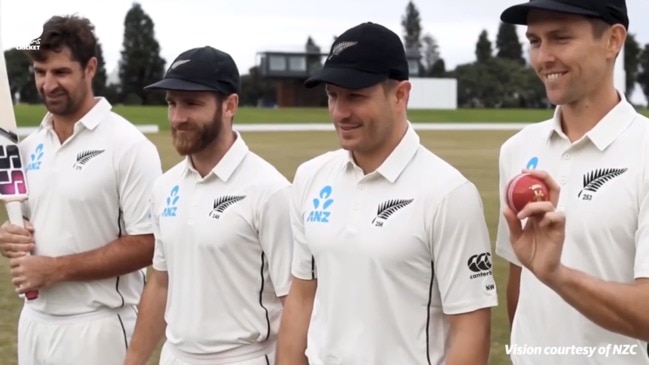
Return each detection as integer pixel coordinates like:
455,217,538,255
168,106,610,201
188,181,203,226
558,149,572,204
347,182,365,233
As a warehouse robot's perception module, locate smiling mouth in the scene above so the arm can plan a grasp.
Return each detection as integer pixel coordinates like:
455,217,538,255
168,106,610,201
339,124,361,131
545,72,567,80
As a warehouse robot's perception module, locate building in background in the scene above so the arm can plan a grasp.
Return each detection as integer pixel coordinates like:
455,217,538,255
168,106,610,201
256,46,458,109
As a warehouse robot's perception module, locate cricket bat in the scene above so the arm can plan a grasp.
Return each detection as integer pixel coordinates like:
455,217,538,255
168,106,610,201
0,14,38,300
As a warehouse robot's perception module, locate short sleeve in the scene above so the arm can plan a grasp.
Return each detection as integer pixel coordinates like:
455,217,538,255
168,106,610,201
495,143,522,266
430,181,498,315
635,177,649,279
151,189,167,271
117,138,163,235
258,185,294,296
290,168,316,280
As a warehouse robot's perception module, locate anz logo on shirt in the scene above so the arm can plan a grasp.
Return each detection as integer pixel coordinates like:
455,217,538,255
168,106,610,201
26,143,44,172
162,185,180,218
307,185,334,223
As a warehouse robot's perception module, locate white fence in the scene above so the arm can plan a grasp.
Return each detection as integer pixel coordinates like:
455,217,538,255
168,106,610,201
16,124,160,137
230,123,530,132
409,78,458,110
14,123,539,137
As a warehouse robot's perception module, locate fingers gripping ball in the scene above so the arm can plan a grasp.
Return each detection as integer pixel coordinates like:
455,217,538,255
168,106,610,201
506,173,549,213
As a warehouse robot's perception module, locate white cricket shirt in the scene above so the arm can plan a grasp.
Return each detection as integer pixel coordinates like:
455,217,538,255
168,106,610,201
19,97,162,316
291,124,498,365
496,92,649,365
151,132,292,359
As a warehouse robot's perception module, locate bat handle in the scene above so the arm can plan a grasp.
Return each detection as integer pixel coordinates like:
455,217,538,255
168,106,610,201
6,201,39,300
7,200,23,225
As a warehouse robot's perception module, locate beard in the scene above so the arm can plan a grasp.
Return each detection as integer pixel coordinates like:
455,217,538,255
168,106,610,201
171,109,223,156
39,86,82,116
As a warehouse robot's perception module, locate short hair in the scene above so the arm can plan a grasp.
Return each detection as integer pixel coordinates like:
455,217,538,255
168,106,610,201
589,17,611,39
25,15,97,69
381,79,399,94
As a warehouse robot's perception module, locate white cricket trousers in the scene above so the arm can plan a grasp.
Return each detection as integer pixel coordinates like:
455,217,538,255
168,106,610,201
17,305,137,365
159,341,275,365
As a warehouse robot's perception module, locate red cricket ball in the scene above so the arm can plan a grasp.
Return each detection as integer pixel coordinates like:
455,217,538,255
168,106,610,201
506,173,549,213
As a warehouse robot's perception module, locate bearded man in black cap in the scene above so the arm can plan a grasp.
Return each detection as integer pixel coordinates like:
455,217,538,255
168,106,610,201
124,46,293,365
495,0,649,364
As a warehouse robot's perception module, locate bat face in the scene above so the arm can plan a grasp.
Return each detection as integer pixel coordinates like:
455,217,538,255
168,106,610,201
0,142,27,196
0,23,29,201
0,123,28,199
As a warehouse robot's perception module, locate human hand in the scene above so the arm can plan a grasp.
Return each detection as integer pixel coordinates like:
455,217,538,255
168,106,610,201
503,169,567,285
0,220,34,258
10,255,61,294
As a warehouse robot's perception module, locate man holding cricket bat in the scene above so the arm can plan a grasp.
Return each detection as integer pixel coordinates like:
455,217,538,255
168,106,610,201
0,15,162,364
124,46,292,365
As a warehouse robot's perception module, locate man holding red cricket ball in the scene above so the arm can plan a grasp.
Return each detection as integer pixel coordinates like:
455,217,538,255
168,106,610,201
496,0,649,364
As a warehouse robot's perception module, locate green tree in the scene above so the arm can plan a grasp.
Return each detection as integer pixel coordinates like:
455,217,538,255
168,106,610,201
4,48,37,103
118,2,166,105
429,59,446,77
624,33,641,99
496,22,525,65
92,40,107,96
486,58,545,107
239,66,277,107
305,36,322,75
476,30,492,63
451,62,496,107
451,59,545,108
401,1,422,53
638,43,649,104
421,33,442,75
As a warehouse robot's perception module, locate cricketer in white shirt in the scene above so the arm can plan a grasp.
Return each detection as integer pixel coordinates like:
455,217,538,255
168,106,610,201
496,92,649,365
150,131,292,364
17,97,162,363
289,124,498,365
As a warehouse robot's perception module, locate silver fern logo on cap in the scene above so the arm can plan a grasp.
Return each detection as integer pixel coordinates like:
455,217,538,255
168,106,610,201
328,41,358,59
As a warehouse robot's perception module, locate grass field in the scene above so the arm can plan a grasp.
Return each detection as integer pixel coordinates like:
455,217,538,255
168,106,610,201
0,129,517,364
13,103,649,128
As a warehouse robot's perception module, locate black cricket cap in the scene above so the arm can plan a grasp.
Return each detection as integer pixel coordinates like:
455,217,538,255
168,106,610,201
500,0,629,29
304,22,409,90
144,46,241,94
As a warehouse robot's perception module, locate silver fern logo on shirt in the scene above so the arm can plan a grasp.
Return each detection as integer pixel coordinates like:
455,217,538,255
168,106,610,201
209,195,246,219
578,168,627,201
73,150,105,170
372,199,414,227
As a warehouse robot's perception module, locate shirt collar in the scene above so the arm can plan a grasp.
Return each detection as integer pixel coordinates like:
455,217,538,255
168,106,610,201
546,91,637,150
40,97,111,131
182,131,249,182
344,122,419,183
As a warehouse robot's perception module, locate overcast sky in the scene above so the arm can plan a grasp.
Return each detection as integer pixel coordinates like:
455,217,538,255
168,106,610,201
2,0,649,102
